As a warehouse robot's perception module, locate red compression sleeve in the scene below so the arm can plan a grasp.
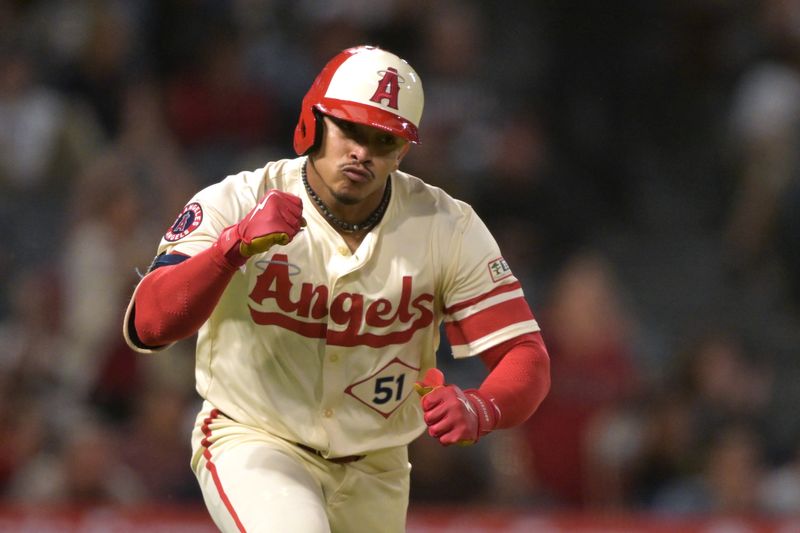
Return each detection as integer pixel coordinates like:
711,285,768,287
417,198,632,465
478,331,551,429
132,243,239,347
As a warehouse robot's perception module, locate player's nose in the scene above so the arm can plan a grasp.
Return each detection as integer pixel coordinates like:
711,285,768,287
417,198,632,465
348,138,372,162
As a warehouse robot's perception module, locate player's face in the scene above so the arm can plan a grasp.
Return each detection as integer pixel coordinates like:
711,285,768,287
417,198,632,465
309,116,409,207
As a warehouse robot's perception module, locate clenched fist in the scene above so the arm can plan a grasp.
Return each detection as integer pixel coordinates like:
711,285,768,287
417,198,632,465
415,368,500,446
217,189,306,266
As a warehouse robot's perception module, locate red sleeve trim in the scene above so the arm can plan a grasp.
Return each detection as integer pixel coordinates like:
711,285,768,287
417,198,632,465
444,297,535,346
443,280,522,314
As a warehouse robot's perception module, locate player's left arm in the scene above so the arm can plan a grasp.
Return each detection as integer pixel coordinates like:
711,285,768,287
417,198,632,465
417,203,550,446
417,332,550,447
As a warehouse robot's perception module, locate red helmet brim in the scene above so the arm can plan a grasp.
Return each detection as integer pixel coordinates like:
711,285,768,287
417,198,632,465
317,99,420,144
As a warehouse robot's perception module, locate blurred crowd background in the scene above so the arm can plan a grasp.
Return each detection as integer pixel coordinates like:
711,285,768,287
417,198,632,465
1,0,800,519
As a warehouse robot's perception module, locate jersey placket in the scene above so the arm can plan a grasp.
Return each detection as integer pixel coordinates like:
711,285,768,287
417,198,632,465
318,232,376,454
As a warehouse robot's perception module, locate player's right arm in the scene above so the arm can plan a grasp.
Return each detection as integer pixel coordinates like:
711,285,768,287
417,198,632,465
125,189,305,351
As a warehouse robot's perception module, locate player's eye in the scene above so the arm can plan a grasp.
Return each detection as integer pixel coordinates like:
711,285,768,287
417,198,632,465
378,134,397,146
332,117,355,133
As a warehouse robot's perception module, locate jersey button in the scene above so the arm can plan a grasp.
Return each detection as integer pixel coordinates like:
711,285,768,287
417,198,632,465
337,246,349,256
323,408,334,418
330,354,339,362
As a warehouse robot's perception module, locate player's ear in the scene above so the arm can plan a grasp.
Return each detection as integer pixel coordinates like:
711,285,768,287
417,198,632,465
395,142,411,168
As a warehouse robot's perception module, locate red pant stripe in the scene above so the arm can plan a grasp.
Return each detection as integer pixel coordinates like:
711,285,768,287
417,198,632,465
201,409,247,533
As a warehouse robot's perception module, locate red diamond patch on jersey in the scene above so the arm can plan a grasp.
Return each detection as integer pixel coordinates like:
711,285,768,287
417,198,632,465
344,358,420,418
165,202,203,242
487,256,512,283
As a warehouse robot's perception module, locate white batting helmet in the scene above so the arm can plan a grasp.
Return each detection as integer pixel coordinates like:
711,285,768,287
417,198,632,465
293,45,424,155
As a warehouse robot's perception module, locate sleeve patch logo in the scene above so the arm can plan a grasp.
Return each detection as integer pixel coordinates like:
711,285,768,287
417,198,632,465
165,202,203,242
488,256,512,283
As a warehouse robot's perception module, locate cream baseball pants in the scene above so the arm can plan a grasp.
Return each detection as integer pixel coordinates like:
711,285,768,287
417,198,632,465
190,401,411,533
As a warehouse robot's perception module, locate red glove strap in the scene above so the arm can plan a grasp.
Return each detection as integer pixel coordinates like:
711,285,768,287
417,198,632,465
464,389,500,437
216,225,248,267
417,372,499,446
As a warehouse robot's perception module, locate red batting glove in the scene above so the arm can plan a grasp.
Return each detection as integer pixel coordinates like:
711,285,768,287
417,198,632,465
415,368,500,446
216,189,306,267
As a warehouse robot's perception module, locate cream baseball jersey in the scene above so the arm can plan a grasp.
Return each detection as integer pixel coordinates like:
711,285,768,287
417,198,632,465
125,156,539,457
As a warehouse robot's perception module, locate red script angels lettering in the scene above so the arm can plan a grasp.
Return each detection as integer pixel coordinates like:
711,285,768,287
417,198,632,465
249,254,434,347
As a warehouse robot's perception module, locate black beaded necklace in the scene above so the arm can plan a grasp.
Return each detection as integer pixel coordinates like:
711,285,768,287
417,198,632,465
301,159,391,233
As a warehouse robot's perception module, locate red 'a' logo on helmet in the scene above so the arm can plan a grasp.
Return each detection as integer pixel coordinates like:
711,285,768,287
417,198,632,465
369,67,401,110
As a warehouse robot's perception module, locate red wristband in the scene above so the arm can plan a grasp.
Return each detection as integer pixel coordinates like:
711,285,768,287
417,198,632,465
215,225,248,268
464,389,500,437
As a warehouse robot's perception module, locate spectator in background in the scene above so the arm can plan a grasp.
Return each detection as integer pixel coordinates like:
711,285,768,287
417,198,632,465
401,1,498,199
630,391,698,508
0,399,47,497
0,38,103,277
59,160,148,415
51,1,139,139
631,328,774,510
521,250,643,508
163,23,281,183
650,423,767,515
0,42,68,192
759,443,800,515
0,268,64,397
471,109,589,284
724,0,800,309
6,416,145,505
59,80,197,419
0,270,57,496
675,329,773,452
119,383,200,502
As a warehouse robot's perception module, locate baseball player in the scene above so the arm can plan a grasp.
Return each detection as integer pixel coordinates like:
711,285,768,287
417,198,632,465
123,45,550,533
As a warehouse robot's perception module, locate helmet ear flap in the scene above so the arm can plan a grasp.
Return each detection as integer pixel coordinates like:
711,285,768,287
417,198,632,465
294,102,321,155
294,108,326,156
308,108,325,155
